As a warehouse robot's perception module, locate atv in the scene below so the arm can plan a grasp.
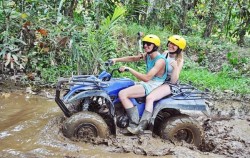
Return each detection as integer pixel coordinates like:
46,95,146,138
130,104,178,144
55,61,210,147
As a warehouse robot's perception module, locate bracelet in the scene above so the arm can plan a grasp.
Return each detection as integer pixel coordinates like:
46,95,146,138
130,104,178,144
125,68,130,72
139,53,143,59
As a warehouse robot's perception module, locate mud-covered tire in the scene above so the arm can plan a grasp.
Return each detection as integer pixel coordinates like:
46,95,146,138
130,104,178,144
62,111,109,140
160,115,204,147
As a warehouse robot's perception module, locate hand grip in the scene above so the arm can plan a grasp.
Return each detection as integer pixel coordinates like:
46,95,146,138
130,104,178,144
117,68,129,73
105,59,114,66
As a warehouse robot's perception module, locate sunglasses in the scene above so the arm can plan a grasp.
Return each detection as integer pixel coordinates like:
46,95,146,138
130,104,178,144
143,41,153,46
167,41,177,46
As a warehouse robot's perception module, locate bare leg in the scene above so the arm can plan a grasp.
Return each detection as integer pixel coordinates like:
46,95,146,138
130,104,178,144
119,85,146,109
145,84,171,112
127,84,171,135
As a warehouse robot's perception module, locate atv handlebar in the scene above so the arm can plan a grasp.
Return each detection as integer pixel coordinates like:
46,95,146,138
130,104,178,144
103,59,130,81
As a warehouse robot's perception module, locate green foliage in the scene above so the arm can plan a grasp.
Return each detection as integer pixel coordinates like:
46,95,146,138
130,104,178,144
72,6,126,75
227,51,239,66
0,0,126,81
41,65,74,83
180,67,250,94
0,0,250,97
226,51,249,67
123,0,148,24
225,51,250,77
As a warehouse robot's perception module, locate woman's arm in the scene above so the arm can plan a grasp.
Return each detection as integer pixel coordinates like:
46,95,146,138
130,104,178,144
170,59,184,84
120,58,166,82
112,53,145,64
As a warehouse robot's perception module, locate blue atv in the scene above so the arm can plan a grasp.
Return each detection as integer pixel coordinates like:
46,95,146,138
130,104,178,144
55,62,210,146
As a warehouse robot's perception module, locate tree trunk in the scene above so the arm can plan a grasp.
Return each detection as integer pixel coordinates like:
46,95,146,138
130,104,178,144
146,0,155,17
83,0,92,9
180,0,188,34
203,0,216,38
67,0,78,17
236,1,250,46
192,0,199,8
237,29,246,46
225,1,233,37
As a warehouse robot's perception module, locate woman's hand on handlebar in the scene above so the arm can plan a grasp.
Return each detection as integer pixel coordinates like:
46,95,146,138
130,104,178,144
105,59,115,66
119,66,130,72
109,59,116,65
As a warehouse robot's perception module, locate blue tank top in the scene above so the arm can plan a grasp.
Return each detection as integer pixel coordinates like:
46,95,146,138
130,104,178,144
146,53,168,82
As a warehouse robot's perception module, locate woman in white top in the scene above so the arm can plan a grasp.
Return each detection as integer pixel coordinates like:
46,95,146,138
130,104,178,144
127,35,187,134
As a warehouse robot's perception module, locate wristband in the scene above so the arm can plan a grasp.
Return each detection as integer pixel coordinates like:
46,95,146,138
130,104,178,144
139,53,143,59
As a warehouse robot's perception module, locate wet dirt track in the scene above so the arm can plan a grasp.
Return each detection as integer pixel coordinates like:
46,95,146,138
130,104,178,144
0,91,250,158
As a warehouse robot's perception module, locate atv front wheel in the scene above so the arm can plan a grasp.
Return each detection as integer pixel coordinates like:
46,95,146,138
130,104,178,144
160,115,204,147
62,111,109,140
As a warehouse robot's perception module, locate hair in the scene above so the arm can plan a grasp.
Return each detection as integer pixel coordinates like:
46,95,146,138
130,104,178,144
175,51,183,66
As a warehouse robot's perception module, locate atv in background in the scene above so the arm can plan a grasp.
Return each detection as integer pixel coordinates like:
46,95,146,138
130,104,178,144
55,61,211,147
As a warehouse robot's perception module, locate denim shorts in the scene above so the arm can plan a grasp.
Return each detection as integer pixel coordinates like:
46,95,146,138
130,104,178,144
138,80,164,95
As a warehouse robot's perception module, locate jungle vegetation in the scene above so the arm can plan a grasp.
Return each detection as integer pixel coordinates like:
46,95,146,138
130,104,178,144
0,0,250,95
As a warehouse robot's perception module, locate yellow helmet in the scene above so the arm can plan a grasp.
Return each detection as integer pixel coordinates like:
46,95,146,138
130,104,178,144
168,35,186,50
142,34,161,47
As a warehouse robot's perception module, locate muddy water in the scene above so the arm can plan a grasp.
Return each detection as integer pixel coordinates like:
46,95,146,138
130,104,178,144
0,91,250,158
0,92,169,158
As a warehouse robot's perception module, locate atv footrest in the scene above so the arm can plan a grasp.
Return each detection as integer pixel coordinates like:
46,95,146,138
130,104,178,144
142,130,152,135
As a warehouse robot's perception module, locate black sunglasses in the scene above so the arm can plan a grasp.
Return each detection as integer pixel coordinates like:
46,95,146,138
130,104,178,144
143,41,153,46
167,41,177,46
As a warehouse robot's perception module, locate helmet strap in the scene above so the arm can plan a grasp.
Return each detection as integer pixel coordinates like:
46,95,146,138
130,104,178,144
146,45,158,54
169,48,182,55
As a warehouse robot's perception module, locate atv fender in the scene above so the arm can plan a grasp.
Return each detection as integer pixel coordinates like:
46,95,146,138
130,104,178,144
150,98,210,127
66,90,115,117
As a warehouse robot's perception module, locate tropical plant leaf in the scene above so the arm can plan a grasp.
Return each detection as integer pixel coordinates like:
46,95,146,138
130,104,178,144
57,0,64,24
5,53,11,67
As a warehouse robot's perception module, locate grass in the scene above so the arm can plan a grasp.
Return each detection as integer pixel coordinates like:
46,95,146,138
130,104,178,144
180,67,250,95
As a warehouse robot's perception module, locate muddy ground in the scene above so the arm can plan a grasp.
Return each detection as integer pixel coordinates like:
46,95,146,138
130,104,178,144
77,99,250,157
1,78,250,158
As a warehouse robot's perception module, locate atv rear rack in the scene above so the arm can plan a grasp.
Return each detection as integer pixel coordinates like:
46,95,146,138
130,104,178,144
170,83,211,100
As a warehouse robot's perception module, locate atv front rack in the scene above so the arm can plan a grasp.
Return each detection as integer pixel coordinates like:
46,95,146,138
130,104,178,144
58,75,110,90
68,75,110,88
170,83,211,100
55,78,72,117
55,75,109,117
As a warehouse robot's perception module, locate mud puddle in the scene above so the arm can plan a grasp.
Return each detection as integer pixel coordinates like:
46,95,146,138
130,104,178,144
0,91,249,158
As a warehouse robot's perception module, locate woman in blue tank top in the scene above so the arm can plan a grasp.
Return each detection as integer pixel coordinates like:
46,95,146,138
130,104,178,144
128,35,187,134
110,34,167,134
